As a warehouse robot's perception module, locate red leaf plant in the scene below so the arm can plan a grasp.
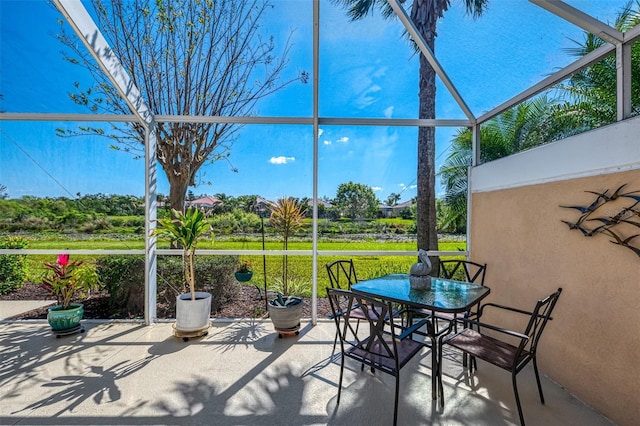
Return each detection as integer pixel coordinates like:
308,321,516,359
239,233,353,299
42,254,99,310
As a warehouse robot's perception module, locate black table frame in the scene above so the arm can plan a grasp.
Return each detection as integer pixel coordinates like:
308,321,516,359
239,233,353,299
351,273,491,405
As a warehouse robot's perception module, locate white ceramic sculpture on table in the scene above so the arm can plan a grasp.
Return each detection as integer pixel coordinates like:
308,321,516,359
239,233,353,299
410,249,432,290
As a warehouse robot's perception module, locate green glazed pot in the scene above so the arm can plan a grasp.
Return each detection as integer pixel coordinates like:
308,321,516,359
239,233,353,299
234,271,253,282
47,303,84,331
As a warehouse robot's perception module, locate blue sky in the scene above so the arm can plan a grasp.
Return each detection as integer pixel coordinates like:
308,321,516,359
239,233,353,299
0,0,623,202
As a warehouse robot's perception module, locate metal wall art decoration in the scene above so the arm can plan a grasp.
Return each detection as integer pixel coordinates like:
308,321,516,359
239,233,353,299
560,183,640,257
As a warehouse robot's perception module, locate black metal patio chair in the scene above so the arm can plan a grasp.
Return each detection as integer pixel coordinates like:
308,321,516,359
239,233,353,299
327,287,427,426
439,287,562,426
326,259,359,291
326,259,360,352
439,259,487,286
326,259,406,352
436,260,488,325
409,260,488,333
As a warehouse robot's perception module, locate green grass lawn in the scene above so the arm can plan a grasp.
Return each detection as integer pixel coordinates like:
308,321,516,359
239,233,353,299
20,234,466,296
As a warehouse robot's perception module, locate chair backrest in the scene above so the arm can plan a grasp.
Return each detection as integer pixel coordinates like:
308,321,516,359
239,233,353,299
439,260,487,285
522,287,563,356
327,287,399,369
326,259,358,290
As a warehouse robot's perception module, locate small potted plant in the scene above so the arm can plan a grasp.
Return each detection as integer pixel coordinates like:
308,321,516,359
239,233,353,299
153,207,213,335
42,254,100,333
235,260,253,282
267,197,305,337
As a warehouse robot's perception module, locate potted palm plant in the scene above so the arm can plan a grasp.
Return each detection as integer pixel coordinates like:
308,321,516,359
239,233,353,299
267,197,305,338
42,254,100,335
154,207,213,336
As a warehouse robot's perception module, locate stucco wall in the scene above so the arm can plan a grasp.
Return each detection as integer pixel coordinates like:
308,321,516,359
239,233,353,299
469,118,640,426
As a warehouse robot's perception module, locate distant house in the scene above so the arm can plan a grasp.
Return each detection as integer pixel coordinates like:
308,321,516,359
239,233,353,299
379,200,414,218
185,196,222,211
307,198,332,209
304,198,333,218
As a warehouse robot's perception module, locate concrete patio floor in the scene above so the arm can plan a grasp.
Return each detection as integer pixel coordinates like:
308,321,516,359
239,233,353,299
0,319,613,425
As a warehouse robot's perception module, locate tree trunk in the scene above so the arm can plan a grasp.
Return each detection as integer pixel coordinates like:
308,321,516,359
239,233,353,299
415,14,440,272
164,169,190,250
166,170,189,214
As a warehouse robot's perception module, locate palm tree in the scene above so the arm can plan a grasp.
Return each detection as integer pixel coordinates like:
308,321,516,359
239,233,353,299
386,192,401,207
333,0,488,268
440,1,640,233
555,1,640,129
439,96,557,231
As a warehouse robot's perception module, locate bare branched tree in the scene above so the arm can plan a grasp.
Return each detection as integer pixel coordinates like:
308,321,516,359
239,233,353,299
57,0,307,210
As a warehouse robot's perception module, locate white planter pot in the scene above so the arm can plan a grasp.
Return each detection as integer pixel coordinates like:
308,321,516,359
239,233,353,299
175,292,212,332
267,296,304,332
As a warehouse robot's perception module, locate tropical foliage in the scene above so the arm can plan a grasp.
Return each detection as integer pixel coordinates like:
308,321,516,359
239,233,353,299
153,207,212,299
269,197,306,295
42,254,100,309
554,0,640,130
332,0,488,271
439,1,640,232
438,96,560,232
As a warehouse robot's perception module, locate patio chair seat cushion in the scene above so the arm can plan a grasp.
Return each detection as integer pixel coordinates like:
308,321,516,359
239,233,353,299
446,328,530,371
347,332,424,373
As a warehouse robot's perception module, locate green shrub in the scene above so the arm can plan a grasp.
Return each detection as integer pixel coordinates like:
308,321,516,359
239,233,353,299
96,256,146,315
210,209,261,234
0,236,29,295
157,255,238,313
96,255,239,317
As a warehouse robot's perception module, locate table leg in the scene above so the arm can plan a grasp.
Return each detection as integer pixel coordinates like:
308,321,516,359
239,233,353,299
435,320,455,408
426,318,438,400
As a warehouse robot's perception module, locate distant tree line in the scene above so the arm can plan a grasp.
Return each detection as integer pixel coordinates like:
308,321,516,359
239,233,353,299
0,193,146,233
0,181,425,235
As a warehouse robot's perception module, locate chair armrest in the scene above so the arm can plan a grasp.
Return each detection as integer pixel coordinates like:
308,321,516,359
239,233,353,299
479,302,533,317
455,317,529,341
478,302,553,321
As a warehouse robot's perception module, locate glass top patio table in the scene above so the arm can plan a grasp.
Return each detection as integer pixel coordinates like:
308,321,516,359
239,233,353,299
350,273,490,314
351,273,490,405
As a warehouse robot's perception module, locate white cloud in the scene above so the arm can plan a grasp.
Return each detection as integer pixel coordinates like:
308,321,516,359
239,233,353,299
373,66,388,78
371,186,383,192
383,106,394,118
399,183,418,191
337,137,349,143
355,84,382,109
318,128,324,137
269,156,295,165
323,140,331,145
